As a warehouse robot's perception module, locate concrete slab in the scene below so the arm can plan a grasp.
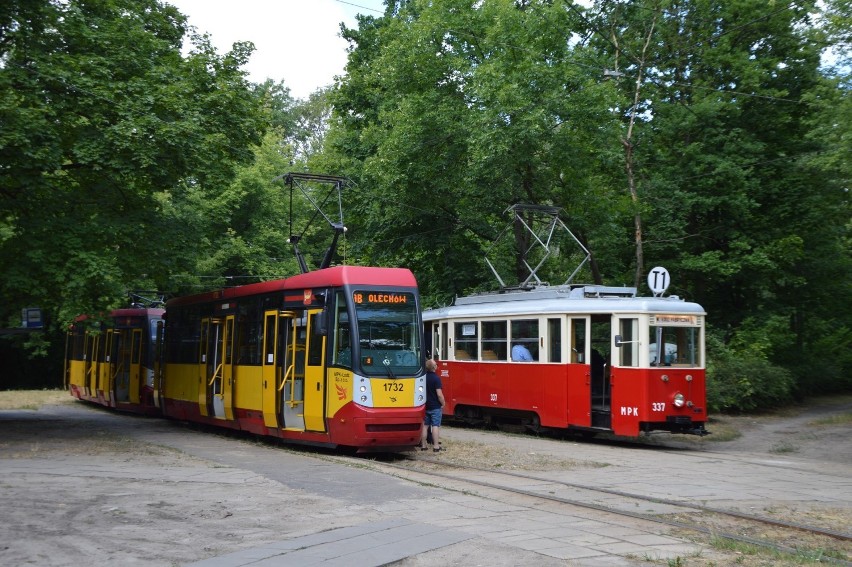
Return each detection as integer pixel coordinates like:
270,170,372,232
184,518,472,567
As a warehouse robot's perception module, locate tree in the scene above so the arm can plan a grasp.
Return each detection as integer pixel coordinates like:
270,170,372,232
327,0,625,304
0,0,267,328
586,0,851,394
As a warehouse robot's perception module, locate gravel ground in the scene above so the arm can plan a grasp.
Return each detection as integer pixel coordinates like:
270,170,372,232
0,391,849,566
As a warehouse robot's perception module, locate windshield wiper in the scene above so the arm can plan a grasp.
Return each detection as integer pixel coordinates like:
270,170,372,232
382,357,396,378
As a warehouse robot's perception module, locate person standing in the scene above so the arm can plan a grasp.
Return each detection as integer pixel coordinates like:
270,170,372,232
421,358,445,452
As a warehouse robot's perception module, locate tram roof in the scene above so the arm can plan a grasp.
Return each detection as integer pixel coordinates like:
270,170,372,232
423,285,705,320
167,266,418,308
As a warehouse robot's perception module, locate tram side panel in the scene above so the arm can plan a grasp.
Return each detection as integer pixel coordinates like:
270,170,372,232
231,364,264,434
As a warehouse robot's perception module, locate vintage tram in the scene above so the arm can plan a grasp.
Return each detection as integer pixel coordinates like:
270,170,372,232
157,266,426,451
423,284,707,437
65,307,164,414
422,204,707,438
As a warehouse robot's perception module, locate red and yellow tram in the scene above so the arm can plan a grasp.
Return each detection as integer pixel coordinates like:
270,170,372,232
423,284,707,437
157,266,426,452
65,307,164,414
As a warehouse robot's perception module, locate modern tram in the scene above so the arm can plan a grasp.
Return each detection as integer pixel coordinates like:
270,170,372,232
65,307,164,415
158,266,426,451
423,284,708,437
65,267,426,452
65,173,428,452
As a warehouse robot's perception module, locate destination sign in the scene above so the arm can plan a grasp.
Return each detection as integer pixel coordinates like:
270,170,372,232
353,291,412,305
653,314,698,326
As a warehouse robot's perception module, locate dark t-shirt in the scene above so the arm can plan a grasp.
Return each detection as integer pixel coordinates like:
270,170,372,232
425,370,443,410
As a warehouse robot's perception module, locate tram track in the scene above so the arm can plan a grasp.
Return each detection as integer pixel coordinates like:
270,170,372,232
343,452,851,565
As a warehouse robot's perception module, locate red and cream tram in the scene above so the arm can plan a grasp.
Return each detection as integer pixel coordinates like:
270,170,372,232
158,266,426,451
423,284,707,437
65,307,165,414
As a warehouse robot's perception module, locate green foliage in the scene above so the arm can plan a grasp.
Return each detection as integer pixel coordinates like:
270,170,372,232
706,335,796,413
328,0,628,301
329,0,851,400
1,0,849,403
0,0,267,331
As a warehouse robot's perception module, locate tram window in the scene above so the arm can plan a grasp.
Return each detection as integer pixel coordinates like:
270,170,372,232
454,321,478,360
332,291,351,367
97,333,109,362
511,319,538,361
131,332,142,364
649,324,700,367
224,318,234,364
440,322,448,361
429,323,439,360
571,318,587,363
618,318,639,367
548,318,562,363
71,329,86,360
236,301,262,365
167,307,203,364
264,313,276,365
307,312,324,366
481,320,507,361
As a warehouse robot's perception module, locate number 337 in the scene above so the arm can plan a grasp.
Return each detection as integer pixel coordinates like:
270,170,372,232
652,402,666,412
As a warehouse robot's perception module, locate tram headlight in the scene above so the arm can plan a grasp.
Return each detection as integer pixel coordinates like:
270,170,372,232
360,395,368,402
359,385,367,393
673,393,685,408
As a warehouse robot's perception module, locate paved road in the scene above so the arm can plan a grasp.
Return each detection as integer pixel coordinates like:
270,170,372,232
1,402,849,566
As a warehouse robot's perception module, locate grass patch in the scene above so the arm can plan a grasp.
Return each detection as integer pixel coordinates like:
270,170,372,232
0,389,72,410
769,441,798,454
808,412,852,427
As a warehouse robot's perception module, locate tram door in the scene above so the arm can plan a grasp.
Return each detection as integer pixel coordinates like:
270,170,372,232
281,313,306,430
221,316,235,419
261,310,296,429
127,329,143,404
199,317,229,419
113,329,133,403
303,309,327,432
84,333,99,397
154,321,165,409
589,315,612,429
569,317,591,427
92,330,109,401
104,329,116,404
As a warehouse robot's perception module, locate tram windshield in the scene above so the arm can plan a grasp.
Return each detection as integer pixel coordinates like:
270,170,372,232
352,291,421,376
649,323,701,367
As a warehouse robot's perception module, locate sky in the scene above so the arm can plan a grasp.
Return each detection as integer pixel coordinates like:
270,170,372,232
165,0,387,99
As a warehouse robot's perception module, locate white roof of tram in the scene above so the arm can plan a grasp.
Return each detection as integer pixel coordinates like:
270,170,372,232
422,285,706,321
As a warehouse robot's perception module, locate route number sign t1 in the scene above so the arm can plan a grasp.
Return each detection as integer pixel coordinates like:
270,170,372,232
648,267,670,296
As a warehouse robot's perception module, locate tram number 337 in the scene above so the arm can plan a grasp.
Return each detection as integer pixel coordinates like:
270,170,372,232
652,402,666,412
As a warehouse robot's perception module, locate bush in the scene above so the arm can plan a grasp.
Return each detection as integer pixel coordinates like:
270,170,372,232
706,337,796,413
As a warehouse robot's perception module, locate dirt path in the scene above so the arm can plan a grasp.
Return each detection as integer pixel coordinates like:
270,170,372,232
659,396,852,463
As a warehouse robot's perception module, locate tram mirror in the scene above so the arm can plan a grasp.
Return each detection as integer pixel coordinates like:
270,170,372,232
314,291,328,308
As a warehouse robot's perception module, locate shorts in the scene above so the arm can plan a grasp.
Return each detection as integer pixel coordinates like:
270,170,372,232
424,408,443,427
